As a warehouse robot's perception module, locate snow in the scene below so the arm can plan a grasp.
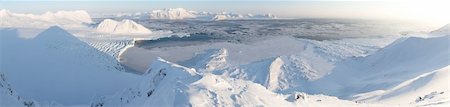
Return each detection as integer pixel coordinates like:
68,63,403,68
96,57,373,107
354,65,450,105
150,8,196,20
0,72,29,107
115,8,277,21
309,35,450,104
0,9,92,29
0,26,140,106
1,9,449,107
96,19,152,34
117,26,449,106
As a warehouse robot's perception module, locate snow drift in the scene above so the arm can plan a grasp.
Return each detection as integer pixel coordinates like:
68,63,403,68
96,19,152,34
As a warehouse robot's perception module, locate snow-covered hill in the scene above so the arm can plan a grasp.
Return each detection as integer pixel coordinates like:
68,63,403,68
0,26,140,106
96,19,152,34
0,9,92,28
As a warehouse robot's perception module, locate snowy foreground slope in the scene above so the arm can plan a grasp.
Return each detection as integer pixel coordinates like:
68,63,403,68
94,58,366,107
101,35,449,106
0,26,140,106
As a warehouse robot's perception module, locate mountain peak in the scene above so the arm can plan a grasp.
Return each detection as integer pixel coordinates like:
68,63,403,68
96,19,152,34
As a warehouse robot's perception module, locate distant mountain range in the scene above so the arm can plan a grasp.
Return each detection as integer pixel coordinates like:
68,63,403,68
114,8,277,21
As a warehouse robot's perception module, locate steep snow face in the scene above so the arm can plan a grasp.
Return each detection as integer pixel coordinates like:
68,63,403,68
180,48,229,73
96,19,152,34
0,9,92,28
222,54,332,94
0,72,34,107
0,26,140,105
310,36,450,102
92,57,201,107
149,8,196,19
353,65,450,105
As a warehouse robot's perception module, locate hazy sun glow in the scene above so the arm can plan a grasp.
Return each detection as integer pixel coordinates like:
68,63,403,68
379,0,450,24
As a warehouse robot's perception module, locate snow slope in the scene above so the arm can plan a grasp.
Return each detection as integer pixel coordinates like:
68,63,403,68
118,31,448,106
0,72,35,107
0,9,92,28
96,19,152,34
0,26,140,106
353,66,450,105
309,35,450,105
96,57,369,107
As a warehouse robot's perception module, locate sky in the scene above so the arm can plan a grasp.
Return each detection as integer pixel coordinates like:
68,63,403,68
1,0,449,24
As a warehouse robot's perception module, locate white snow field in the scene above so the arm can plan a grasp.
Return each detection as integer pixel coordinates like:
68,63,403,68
1,9,449,107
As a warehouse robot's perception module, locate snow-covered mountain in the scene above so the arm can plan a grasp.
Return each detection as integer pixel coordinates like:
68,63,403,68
96,19,152,34
0,26,140,106
149,8,196,20
115,8,277,21
0,9,92,28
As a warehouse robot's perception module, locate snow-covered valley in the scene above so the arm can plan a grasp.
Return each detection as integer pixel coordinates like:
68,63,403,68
1,9,449,107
